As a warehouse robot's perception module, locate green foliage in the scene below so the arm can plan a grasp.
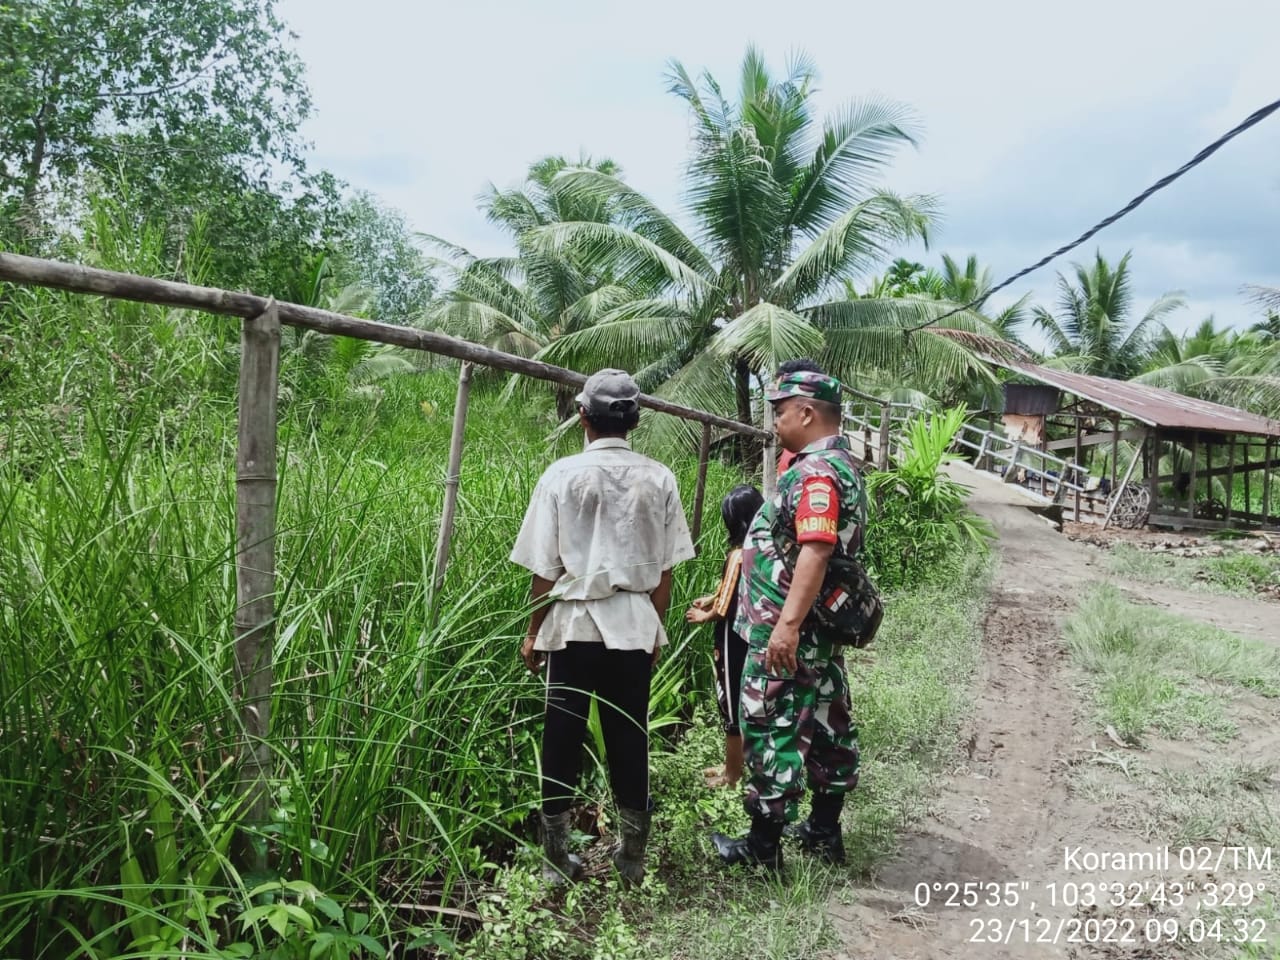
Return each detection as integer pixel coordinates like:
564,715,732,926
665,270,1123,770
0,0,310,217
1064,585,1280,744
1200,551,1280,592
328,191,436,324
502,48,997,438
864,406,994,590
1104,543,1280,599
1033,250,1185,379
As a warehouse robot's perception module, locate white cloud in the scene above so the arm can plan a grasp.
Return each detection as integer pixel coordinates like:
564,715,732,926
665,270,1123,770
277,0,1280,328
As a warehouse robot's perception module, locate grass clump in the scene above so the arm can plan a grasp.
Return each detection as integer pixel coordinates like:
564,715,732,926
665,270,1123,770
1105,543,1280,597
1064,585,1280,744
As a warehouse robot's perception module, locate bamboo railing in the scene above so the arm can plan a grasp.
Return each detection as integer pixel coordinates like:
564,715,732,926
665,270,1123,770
0,250,773,868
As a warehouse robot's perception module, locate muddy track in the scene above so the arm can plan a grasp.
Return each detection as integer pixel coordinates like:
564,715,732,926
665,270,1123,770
826,467,1279,960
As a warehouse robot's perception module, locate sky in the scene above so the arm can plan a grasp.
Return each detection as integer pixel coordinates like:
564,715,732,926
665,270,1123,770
277,0,1279,346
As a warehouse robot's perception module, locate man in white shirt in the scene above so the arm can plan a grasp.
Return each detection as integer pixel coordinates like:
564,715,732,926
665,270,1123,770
511,368,696,887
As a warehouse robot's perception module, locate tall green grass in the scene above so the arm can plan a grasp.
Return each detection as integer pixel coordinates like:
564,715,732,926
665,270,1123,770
0,350,739,957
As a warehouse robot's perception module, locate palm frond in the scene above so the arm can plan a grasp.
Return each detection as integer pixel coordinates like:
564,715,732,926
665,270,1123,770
1244,284,1280,314
639,348,742,451
710,301,824,372
561,284,641,334
1131,356,1222,393
772,191,937,304
806,298,1001,387
789,97,922,233
349,350,416,385
685,121,787,278
417,233,477,265
551,168,713,276
525,222,715,298
1197,374,1280,417
535,299,693,373
426,298,545,352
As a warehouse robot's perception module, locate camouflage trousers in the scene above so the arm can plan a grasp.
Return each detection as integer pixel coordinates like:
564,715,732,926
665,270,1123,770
740,625,859,823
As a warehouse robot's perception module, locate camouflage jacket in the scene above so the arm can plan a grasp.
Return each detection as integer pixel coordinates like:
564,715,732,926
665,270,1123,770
734,435,867,636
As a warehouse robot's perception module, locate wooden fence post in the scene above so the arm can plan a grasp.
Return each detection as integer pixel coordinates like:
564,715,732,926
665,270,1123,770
691,422,712,549
233,300,280,871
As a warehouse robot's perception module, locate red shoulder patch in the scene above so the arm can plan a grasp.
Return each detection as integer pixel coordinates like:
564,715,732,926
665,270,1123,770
795,476,838,543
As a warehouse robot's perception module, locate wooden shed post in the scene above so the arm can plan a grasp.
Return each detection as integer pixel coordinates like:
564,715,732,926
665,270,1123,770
1226,435,1236,526
233,300,280,871
1073,416,1083,521
1243,439,1252,517
1146,429,1159,515
877,402,891,468
1187,434,1198,519
691,422,713,548
1264,438,1274,527
1110,415,1120,492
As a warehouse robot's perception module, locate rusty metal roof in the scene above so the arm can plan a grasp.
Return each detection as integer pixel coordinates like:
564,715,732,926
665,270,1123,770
984,358,1280,438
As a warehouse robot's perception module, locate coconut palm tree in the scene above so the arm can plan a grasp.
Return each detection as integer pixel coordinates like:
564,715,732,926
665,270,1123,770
1186,286,1280,417
936,253,1030,344
520,48,1008,434
1132,315,1233,393
425,155,643,417
1033,250,1185,379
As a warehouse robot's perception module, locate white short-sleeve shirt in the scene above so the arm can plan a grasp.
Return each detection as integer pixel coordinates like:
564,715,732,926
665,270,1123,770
510,437,696,652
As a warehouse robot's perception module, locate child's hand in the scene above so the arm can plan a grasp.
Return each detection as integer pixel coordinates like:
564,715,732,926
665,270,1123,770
685,606,714,624
691,595,714,610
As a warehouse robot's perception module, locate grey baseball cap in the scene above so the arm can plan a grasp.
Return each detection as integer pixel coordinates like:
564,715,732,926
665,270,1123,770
575,368,641,415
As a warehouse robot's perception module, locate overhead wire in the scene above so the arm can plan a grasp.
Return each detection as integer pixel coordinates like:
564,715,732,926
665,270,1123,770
902,96,1280,334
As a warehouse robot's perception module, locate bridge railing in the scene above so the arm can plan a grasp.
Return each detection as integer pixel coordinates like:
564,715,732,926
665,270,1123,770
842,398,1090,505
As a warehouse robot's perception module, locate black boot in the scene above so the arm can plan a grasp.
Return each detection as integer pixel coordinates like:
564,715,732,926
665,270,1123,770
784,819,847,864
783,791,846,865
613,804,652,887
539,811,584,886
710,813,784,872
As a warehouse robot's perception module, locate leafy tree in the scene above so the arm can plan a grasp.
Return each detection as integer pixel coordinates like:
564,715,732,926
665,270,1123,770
1033,250,1185,379
328,191,436,324
0,0,311,239
860,253,1029,344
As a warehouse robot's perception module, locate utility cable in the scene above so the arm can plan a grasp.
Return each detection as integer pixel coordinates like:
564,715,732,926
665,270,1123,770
904,96,1280,334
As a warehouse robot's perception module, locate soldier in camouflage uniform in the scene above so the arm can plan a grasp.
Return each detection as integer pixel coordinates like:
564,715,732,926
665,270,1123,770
710,370,867,872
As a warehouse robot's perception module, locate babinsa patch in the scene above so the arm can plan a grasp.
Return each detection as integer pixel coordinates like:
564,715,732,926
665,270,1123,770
806,482,833,513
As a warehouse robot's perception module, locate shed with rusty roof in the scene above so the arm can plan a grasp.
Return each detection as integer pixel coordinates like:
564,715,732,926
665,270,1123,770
981,357,1280,531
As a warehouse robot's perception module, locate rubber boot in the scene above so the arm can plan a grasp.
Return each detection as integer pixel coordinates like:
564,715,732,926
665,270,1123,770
783,791,847,865
613,805,652,887
710,813,784,873
539,811,583,886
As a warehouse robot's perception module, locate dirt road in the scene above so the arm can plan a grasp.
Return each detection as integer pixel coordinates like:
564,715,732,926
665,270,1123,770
826,466,1280,959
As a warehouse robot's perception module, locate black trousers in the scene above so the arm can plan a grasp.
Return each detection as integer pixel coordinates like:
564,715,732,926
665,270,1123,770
541,643,652,815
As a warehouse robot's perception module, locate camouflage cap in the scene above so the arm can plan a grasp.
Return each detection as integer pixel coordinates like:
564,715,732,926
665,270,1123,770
765,370,843,405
